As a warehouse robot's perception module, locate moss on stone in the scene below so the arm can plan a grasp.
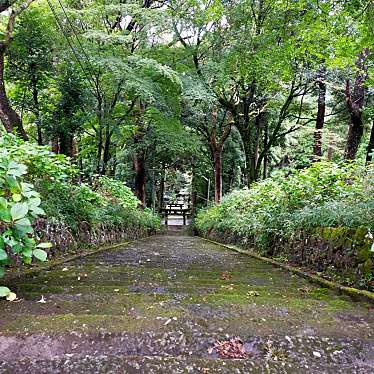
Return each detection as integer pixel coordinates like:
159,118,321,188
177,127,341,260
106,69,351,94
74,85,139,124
362,259,373,277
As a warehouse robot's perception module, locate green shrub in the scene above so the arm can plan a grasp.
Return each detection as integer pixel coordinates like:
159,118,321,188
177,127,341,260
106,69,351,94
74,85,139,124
196,161,370,250
38,181,102,231
0,134,76,181
0,135,160,297
96,176,140,209
0,154,51,299
39,179,160,232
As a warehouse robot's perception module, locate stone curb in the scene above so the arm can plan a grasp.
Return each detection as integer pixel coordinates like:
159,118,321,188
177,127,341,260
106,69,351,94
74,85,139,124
199,236,374,304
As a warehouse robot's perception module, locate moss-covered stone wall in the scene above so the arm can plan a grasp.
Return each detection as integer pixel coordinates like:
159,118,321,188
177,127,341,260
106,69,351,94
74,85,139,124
199,227,374,290
34,219,157,258
271,227,373,286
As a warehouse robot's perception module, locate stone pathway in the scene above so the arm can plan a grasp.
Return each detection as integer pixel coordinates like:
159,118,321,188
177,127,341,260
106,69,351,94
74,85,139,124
0,234,373,373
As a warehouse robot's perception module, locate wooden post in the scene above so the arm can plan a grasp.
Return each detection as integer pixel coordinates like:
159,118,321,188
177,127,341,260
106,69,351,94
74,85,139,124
183,211,186,225
165,211,168,226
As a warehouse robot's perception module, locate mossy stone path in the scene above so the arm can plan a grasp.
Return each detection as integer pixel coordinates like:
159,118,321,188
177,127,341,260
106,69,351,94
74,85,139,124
0,234,373,373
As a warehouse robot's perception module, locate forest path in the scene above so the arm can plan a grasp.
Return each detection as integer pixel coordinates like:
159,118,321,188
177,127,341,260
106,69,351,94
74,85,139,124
0,234,373,373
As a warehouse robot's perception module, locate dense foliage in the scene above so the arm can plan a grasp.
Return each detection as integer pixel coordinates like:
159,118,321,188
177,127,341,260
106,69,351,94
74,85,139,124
0,135,160,296
196,162,373,250
0,1,374,294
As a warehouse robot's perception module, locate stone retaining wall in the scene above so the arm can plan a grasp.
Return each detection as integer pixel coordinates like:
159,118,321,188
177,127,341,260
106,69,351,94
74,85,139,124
34,218,156,257
199,227,374,289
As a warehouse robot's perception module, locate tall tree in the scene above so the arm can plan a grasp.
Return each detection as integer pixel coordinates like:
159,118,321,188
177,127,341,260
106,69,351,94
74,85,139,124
0,0,33,139
344,49,369,160
313,66,327,159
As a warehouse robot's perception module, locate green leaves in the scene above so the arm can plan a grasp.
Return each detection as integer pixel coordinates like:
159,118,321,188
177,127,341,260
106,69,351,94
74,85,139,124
7,160,27,177
0,287,11,297
33,248,48,261
0,249,8,261
10,203,28,221
0,150,53,282
37,242,52,249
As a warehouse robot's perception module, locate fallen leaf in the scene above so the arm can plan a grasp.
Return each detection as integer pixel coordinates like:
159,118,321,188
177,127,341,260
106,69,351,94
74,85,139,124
37,295,46,303
247,290,260,297
210,337,248,359
6,292,17,301
221,272,232,280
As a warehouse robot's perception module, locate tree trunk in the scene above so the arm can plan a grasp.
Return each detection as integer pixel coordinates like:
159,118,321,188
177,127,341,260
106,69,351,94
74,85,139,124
58,132,74,157
344,49,369,160
133,100,146,206
313,66,326,159
101,123,111,175
213,148,222,204
158,165,165,212
345,113,365,160
0,49,28,140
263,121,269,179
134,152,146,205
96,96,103,173
51,137,59,153
366,120,374,163
250,113,262,182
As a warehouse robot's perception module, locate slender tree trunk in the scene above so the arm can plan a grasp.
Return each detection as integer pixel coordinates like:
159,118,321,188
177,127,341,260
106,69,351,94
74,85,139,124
366,120,374,163
134,152,146,205
345,113,365,160
101,123,111,175
251,112,263,182
344,49,369,160
51,137,59,153
263,121,269,179
133,100,146,205
313,66,326,159
158,164,165,212
96,95,103,173
213,148,222,204
58,132,74,157
0,49,28,140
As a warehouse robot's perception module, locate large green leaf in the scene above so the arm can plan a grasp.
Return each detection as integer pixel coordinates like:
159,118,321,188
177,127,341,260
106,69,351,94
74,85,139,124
0,207,11,223
10,203,28,221
7,160,27,177
0,286,10,297
0,197,7,209
36,242,52,249
28,197,41,209
0,249,8,261
33,248,47,261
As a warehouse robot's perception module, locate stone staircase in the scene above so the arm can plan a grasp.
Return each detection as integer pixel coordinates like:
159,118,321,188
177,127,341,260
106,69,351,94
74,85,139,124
0,235,373,373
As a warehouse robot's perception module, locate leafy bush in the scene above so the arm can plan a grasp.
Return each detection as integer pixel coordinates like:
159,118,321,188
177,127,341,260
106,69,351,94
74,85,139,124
196,162,369,250
38,181,103,231
1,135,160,299
0,134,76,181
96,176,140,209
0,155,51,299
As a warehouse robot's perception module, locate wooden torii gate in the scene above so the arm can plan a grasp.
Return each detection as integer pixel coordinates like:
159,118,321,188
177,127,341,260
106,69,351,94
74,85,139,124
161,203,191,226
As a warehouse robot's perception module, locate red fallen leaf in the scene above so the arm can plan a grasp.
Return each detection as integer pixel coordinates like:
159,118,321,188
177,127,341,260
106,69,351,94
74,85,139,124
210,337,248,359
221,272,232,280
